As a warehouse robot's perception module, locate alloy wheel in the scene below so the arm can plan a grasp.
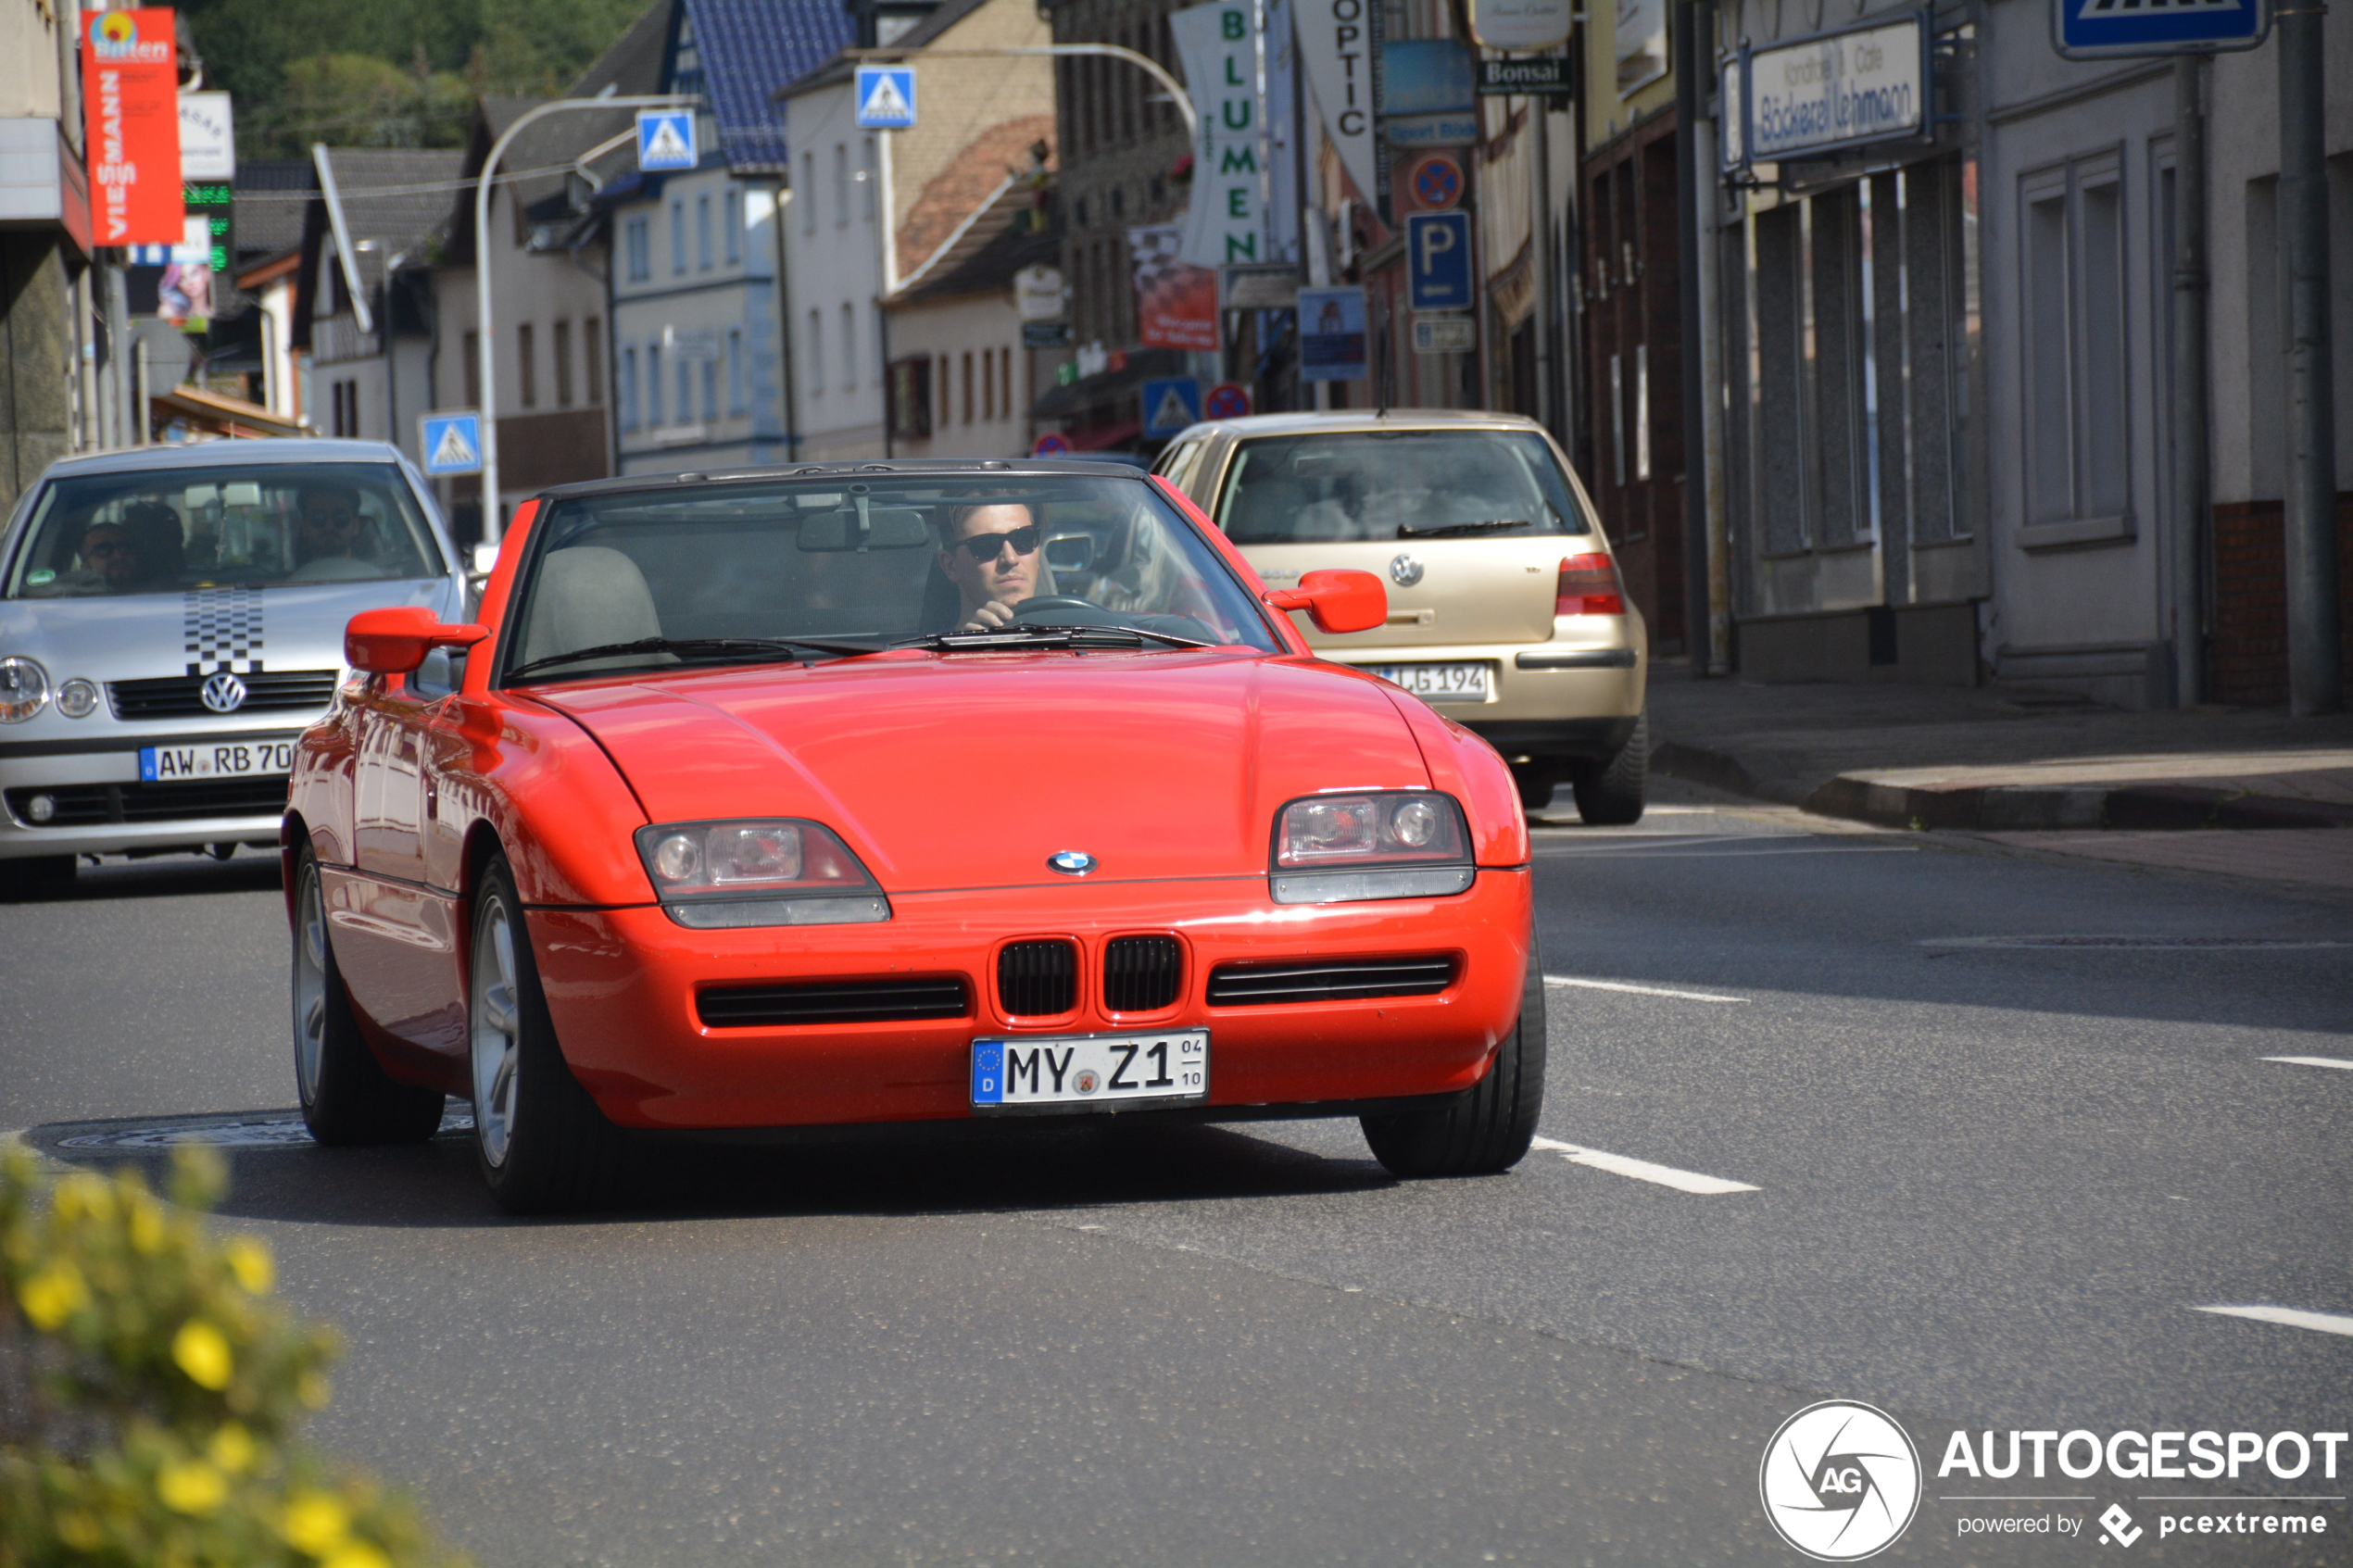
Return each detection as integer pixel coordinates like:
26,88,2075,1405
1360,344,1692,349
471,892,522,1168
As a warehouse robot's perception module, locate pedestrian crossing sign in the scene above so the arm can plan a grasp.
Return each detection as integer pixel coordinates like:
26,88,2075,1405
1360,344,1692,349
2055,0,2269,56
421,411,484,477
1141,378,1201,438
855,67,917,130
636,110,698,172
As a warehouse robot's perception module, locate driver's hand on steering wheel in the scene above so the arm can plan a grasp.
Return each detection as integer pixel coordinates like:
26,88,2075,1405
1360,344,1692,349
958,597,1020,633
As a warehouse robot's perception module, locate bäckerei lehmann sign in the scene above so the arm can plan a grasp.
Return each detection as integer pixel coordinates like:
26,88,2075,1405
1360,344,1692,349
1744,12,1926,161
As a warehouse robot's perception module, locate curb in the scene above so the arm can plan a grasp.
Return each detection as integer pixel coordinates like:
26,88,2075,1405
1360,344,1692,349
1652,739,2353,833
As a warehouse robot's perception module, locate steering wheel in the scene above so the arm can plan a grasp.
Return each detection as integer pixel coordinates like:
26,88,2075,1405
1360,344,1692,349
1011,596,1108,620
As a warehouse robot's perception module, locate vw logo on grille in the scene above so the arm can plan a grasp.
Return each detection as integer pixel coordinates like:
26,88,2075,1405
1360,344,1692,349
200,672,248,713
1389,553,1425,587
1047,850,1095,875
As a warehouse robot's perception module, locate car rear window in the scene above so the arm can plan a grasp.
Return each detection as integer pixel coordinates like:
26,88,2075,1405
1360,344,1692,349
1214,431,1593,544
6,463,444,597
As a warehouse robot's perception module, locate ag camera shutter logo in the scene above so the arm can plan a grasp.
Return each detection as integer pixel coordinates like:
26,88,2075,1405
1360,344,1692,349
1759,1400,1922,1560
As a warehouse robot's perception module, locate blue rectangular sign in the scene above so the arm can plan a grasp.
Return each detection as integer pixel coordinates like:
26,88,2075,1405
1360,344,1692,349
1405,211,1475,313
420,411,483,477
2055,0,2270,57
635,110,697,172
855,67,918,130
1142,378,1202,437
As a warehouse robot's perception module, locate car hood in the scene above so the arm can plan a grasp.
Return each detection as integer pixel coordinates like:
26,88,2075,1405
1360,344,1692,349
0,578,459,681
530,649,1434,890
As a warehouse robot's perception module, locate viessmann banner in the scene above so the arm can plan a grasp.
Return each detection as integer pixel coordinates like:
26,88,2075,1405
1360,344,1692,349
82,7,183,245
1737,10,1928,163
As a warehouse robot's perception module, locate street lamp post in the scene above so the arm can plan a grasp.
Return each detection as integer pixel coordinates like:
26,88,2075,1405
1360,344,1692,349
475,94,698,543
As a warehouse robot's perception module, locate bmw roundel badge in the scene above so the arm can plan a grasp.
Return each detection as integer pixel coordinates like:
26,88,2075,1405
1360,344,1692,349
1048,850,1095,875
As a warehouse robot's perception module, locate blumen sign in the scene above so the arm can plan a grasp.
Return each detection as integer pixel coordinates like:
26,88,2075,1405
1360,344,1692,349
1171,1,1265,269
1743,14,1927,161
82,7,182,246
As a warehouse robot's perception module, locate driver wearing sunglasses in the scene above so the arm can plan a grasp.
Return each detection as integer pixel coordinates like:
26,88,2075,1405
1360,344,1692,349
937,501,1043,632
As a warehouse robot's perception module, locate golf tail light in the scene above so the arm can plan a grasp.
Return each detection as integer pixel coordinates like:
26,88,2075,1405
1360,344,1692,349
1556,553,1625,617
0,657,49,723
634,820,887,928
1275,792,1468,870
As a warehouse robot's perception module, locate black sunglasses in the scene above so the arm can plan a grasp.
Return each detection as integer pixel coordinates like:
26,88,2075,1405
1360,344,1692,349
953,525,1039,561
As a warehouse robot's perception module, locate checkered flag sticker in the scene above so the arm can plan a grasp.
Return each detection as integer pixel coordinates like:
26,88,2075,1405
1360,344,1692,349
184,587,264,676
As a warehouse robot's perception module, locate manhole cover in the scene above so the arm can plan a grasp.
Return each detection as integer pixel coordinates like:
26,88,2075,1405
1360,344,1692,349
58,1110,474,1150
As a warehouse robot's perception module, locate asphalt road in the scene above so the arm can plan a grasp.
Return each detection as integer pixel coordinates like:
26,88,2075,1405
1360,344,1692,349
5,786,2348,1566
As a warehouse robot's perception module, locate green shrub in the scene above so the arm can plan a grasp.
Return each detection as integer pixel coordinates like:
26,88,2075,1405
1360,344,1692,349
0,1146,467,1568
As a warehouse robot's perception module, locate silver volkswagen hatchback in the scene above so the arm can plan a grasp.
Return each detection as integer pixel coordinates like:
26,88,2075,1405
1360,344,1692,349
0,440,466,892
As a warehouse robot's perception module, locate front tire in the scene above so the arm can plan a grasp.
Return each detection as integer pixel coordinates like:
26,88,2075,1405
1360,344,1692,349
1360,927,1547,1177
292,848,445,1145
469,855,633,1212
1571,713,1647,825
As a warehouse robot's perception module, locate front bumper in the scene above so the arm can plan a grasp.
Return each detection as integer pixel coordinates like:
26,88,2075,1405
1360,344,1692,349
529,866,1533,1131
1314,631,1644,740
0,727,307,859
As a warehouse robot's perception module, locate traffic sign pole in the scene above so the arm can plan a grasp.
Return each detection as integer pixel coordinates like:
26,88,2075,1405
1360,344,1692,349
473,94,695,544
2279,0,2340,713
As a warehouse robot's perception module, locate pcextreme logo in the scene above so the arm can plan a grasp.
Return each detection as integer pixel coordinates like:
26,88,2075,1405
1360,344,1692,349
1760,1400,1924,1561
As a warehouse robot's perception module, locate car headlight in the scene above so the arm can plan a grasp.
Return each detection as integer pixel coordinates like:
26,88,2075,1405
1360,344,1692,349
633,819,889,928
0,658,49,723
56,678,99,719
1269,790,1475,904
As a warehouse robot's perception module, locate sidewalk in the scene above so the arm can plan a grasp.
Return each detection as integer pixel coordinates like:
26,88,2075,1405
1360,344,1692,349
1643,665,2353,891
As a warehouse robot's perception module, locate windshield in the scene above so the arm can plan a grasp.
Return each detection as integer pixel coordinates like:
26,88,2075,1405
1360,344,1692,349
6,462,445,597
1215,430,1593,544
501,473,1282,683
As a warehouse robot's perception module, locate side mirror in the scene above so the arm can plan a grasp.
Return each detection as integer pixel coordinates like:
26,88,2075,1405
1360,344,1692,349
346,606,490,675
470,541,501,577
1265,569,1387,635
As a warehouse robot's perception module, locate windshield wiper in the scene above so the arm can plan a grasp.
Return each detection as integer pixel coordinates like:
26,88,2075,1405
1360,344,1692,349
900,622,1214,652
508,634,886,680
1396,519,1536,538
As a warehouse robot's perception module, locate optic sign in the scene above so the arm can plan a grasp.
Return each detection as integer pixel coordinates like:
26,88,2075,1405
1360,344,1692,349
1292,0,1379,220
1742,13,1928,163
82,8,183,245
1405,210,1474,312
854,67,917,130
636,110,697,171
2054,0,2270,57
420,412,484,477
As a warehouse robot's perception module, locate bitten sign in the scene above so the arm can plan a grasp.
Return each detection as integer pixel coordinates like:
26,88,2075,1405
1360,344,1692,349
82,8,182,245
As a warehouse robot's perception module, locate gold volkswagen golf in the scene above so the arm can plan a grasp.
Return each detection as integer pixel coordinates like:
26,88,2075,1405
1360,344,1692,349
1154,410,1647,822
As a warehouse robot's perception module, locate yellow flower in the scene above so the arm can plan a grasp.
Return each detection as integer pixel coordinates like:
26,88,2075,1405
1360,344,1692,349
17,1261,87,1330
129,1197,167,1253
53,1172,115,1223
208,1421,258,1473
222,1236,275,1294
171,1319,233,1390
157,1459,227,1516
55,1512,103,1550
297,1370,333,1410
321,1542,393,1568
281,1489,351,1555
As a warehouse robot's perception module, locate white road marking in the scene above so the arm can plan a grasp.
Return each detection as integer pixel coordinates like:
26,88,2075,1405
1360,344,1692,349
1529,1135,1759,1195
1920,935,2351,950
1545,975,1748,1003
2192,1304,2353,1338
2263,1055,2353,1072
1535,844,1919,858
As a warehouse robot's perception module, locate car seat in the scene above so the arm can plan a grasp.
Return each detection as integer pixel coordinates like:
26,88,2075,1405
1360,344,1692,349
516,546,675,671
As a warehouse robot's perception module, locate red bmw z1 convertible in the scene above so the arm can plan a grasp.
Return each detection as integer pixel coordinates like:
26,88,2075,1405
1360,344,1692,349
285,462,1541,1210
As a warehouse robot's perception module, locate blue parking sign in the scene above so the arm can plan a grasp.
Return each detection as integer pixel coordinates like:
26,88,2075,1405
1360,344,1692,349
1405,211,1474,313
1141,379,1201,437
636,110,697,172
420,412,483,477
2055,0,2270,57
855,67,917,130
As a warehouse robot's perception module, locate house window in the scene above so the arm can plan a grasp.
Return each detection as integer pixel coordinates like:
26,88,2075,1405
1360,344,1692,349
621,346,638,432
462,332,481,408
2022,150,2130,528
517,323,536,408
553,320,573,408
861,137,876,221
809,309,824,395
331,381,358,438
1000,347,1013,423
937,355,950,431
648,343,664,425
670,199,686,274
701,358,718,422
834,144,849,229
727,329,745,414
584,317,603,404
841,302,857,388
625,218,650,282
802,154,817,233
982,347,994,421
676,357,693,426
962,351,974,424
724,188,742,263
697,194,712,270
